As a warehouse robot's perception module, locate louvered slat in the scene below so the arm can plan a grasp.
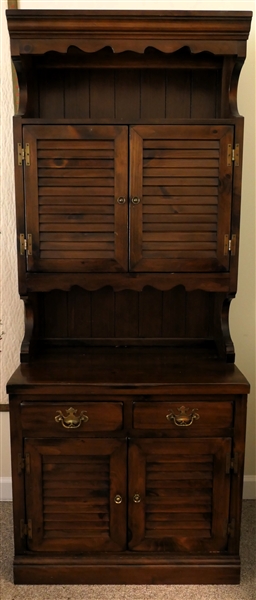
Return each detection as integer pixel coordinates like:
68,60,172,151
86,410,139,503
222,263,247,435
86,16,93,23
38,138,115,259
129,125,233,272
43,458,110,537
24,125,128,272
128,438,231,553
24,438,127,552
145,454,212,538
142,139,219,261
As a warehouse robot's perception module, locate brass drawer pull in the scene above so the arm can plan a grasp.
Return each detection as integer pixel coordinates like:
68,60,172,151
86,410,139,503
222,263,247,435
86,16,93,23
55,407,89,429
114,494,123,504
131,196,141,205
133,493,141,503
117,196,126,204
166,406,200,427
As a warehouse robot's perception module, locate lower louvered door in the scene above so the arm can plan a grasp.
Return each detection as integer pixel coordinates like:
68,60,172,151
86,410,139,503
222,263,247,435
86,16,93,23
128,438,231,552
23,125,128,272
24,438,127,552
129,124,233,272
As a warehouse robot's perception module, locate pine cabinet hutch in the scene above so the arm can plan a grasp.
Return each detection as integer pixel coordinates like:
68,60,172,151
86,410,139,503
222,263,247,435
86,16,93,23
6,10,252,585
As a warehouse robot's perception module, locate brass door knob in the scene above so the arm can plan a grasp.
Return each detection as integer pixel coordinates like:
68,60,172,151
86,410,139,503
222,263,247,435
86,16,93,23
117,196,126,204
131,197,141,204
133,493,141,503
114,494,123,504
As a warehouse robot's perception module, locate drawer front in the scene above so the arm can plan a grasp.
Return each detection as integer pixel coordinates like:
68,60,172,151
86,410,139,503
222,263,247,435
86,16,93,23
21,401,123,435
133,397,234,435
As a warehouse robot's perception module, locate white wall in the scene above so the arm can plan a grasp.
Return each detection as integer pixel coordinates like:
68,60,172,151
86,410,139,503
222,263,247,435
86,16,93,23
0,0,24,497
1,0,255,500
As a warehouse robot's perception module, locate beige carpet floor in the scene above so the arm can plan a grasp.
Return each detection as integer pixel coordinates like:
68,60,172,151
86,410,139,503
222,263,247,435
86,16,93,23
0,501,255,599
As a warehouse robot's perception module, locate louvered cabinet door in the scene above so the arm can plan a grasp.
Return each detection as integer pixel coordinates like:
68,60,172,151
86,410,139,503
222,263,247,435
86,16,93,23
24,438,127,552
128,438,231,553
23,125,128,272
129,125,233,272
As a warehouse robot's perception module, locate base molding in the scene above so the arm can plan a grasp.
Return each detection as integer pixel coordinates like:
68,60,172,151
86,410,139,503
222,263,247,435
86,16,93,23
0,477,12,501
14,555,241,585
243,476,256,499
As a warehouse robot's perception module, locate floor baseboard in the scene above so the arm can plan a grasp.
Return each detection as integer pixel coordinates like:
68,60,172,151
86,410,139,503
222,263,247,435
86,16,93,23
243,475,256,499
0,477,12,501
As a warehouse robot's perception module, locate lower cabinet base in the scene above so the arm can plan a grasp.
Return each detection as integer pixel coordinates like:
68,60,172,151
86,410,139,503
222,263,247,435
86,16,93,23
13,555,241,585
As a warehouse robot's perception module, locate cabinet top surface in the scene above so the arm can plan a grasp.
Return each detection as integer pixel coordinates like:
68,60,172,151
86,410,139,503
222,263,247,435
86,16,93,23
7,348,250,394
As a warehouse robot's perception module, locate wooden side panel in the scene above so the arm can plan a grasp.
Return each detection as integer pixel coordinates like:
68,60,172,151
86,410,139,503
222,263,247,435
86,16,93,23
23,124,128,273
128,438,231,552
130,124,233,273
24,438,127,552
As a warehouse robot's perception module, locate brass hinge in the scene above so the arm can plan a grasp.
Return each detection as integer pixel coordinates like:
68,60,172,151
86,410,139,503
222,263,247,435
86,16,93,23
228,518,236,538
227,143,239,167
226,452,239,475
224,234,236,256
20,519,32,540
18,143,30,166
18,453,30,475
20,233,32,256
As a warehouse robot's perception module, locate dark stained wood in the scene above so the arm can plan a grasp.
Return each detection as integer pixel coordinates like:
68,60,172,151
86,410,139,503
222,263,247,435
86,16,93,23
90,70,115,120
114,290,139,338
23,124,128,273
64,69,90,118
141,70,165,119
67,287,91,338
7,347,250,393
39,70,64,118
6,8,251,586
128,437,231,552
21,400,124,435
133,398,233,435
91,288,115,338
129,124,233,273
139,288,163,338
24,438,127,551
0,404,10,411
42,291,68,339
166,71,191,118
191,70,219,118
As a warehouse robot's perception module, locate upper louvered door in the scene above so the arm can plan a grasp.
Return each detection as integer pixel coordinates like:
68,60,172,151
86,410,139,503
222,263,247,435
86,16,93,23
128,438,231,552
23,125,128,272
129,125,233,272
24,438,127,552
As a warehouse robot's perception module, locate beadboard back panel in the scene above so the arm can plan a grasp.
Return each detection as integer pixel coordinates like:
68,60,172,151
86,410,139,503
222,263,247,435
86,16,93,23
37,287,222,345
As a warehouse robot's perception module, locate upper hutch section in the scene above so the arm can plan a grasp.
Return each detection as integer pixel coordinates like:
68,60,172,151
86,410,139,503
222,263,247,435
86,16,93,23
7,10,252,120
6,10,252,297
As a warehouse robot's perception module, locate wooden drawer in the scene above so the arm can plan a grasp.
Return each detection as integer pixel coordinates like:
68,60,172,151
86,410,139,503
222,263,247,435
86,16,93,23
20,400,123,435
133,396,234,435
